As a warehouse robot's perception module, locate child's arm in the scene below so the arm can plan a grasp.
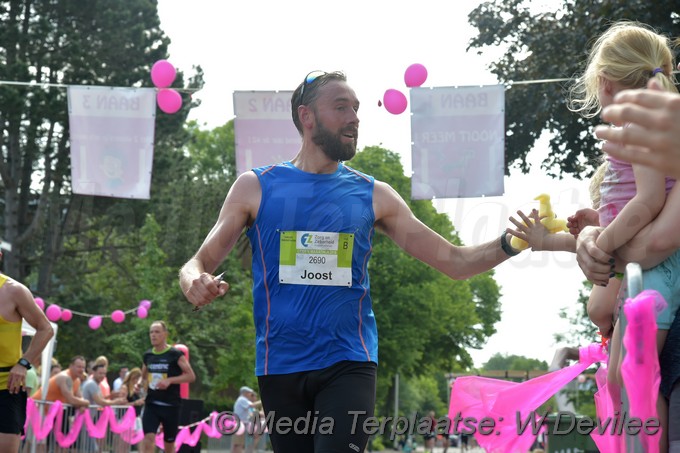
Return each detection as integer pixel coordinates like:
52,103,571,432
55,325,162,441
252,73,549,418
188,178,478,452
595,164,667,254
509,209,576,252
616,183,680,269
567,208,600,237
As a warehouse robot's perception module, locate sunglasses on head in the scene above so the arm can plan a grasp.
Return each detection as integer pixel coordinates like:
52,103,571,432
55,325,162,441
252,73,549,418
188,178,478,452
299,70,328,105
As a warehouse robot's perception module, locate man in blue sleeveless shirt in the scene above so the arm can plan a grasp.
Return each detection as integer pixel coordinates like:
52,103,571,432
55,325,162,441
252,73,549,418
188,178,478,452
179,71,524,452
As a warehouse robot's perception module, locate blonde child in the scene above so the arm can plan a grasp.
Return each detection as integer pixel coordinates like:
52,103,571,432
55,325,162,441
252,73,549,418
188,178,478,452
509,21,680,452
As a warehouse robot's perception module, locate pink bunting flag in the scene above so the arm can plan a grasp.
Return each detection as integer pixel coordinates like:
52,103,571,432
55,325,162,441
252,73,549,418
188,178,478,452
590,365,626,452
205,411,224,438
449,343,607,453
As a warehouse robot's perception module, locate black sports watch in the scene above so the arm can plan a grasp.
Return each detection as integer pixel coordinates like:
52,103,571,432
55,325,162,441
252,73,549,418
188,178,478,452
17,358,32,370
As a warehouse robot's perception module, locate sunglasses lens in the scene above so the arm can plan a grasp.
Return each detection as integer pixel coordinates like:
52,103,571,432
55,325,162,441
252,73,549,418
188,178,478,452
305,70,326,85
300,70,328,105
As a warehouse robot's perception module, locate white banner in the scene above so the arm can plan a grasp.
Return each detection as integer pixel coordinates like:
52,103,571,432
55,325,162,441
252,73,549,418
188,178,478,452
68,86,156,199
233,91,301,175
410,85,505,199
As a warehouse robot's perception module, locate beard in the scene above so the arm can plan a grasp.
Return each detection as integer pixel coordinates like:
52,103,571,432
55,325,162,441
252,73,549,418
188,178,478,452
312,120,357,162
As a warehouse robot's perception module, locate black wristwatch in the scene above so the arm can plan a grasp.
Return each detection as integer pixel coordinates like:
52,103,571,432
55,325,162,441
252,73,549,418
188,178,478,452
17,358,32,370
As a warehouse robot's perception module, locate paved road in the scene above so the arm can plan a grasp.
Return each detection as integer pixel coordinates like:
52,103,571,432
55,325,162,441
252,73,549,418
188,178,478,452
373,447,488,453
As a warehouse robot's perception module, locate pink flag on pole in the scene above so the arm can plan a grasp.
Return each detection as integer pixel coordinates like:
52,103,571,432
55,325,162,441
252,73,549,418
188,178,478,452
410,85,505,200
590,365,625,452
233,91,301,176
449,343,606,453
68,86,156,199
621,289,666,453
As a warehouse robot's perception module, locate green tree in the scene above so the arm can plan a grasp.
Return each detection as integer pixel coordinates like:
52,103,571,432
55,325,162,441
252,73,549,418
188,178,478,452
483,353,548,371
39,117,249,409
554,280,599,346
150,120,238,269
50,213,178,367
0,0,203,290
468,0,679,177
398,375,448,418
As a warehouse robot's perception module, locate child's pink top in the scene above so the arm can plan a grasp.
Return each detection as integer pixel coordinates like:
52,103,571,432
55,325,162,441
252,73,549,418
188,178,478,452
598,155,675,227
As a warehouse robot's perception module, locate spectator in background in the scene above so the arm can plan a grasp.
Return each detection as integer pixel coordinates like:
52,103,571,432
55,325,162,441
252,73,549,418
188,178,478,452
423,410,437,453
32,355,89,408
33,356,90,453
50,358,62,377
23,366,38,396
112,366,128,393
246,389,264,453
19,337,40,397
121,367,144,415
80,364,127,452
82,364,127,408
93,356,111,398
232,386,261,453
113,367,144,453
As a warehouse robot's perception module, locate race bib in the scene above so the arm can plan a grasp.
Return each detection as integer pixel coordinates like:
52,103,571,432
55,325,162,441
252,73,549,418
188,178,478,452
279,231,353,286
149,372,166,390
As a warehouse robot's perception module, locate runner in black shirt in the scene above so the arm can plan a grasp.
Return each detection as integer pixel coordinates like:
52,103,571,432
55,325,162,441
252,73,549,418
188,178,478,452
140,321,195,453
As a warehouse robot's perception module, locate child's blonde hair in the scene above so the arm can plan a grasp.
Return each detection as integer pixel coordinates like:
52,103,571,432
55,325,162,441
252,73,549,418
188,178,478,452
568,21,678,118
589,161,608,209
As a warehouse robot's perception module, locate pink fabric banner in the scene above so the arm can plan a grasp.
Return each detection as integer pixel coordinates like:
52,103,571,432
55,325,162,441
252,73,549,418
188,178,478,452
25,399,139,446
449,343,606,453
621,289,665,452
591,289,666,452
68,86,156,199
25,400,237,450
233,91,301,176
590,365,625,452
410,85,505,200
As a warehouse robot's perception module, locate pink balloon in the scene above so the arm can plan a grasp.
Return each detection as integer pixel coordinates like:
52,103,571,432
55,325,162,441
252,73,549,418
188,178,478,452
157,89,182,114
111,310,125,323
34,297,45,310
45,305,62,322
137,307,148,319
139,300,152,310
404,63,428,87
150,60,176,88
61,309,73,322
88,316,102,330
383,89,408,115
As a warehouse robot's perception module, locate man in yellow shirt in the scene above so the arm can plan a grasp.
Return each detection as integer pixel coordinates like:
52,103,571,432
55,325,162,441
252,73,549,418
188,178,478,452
0,250,53,452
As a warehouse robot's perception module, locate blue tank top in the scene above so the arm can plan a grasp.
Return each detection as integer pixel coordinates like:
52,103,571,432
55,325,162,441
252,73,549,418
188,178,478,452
246,161,377,376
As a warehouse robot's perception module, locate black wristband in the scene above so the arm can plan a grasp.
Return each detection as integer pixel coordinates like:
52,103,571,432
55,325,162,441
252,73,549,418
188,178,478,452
500,229,520,257
17,358,32,370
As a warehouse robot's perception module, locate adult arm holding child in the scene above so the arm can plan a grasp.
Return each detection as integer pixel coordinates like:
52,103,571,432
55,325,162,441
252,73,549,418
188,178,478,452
595,78,680,179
